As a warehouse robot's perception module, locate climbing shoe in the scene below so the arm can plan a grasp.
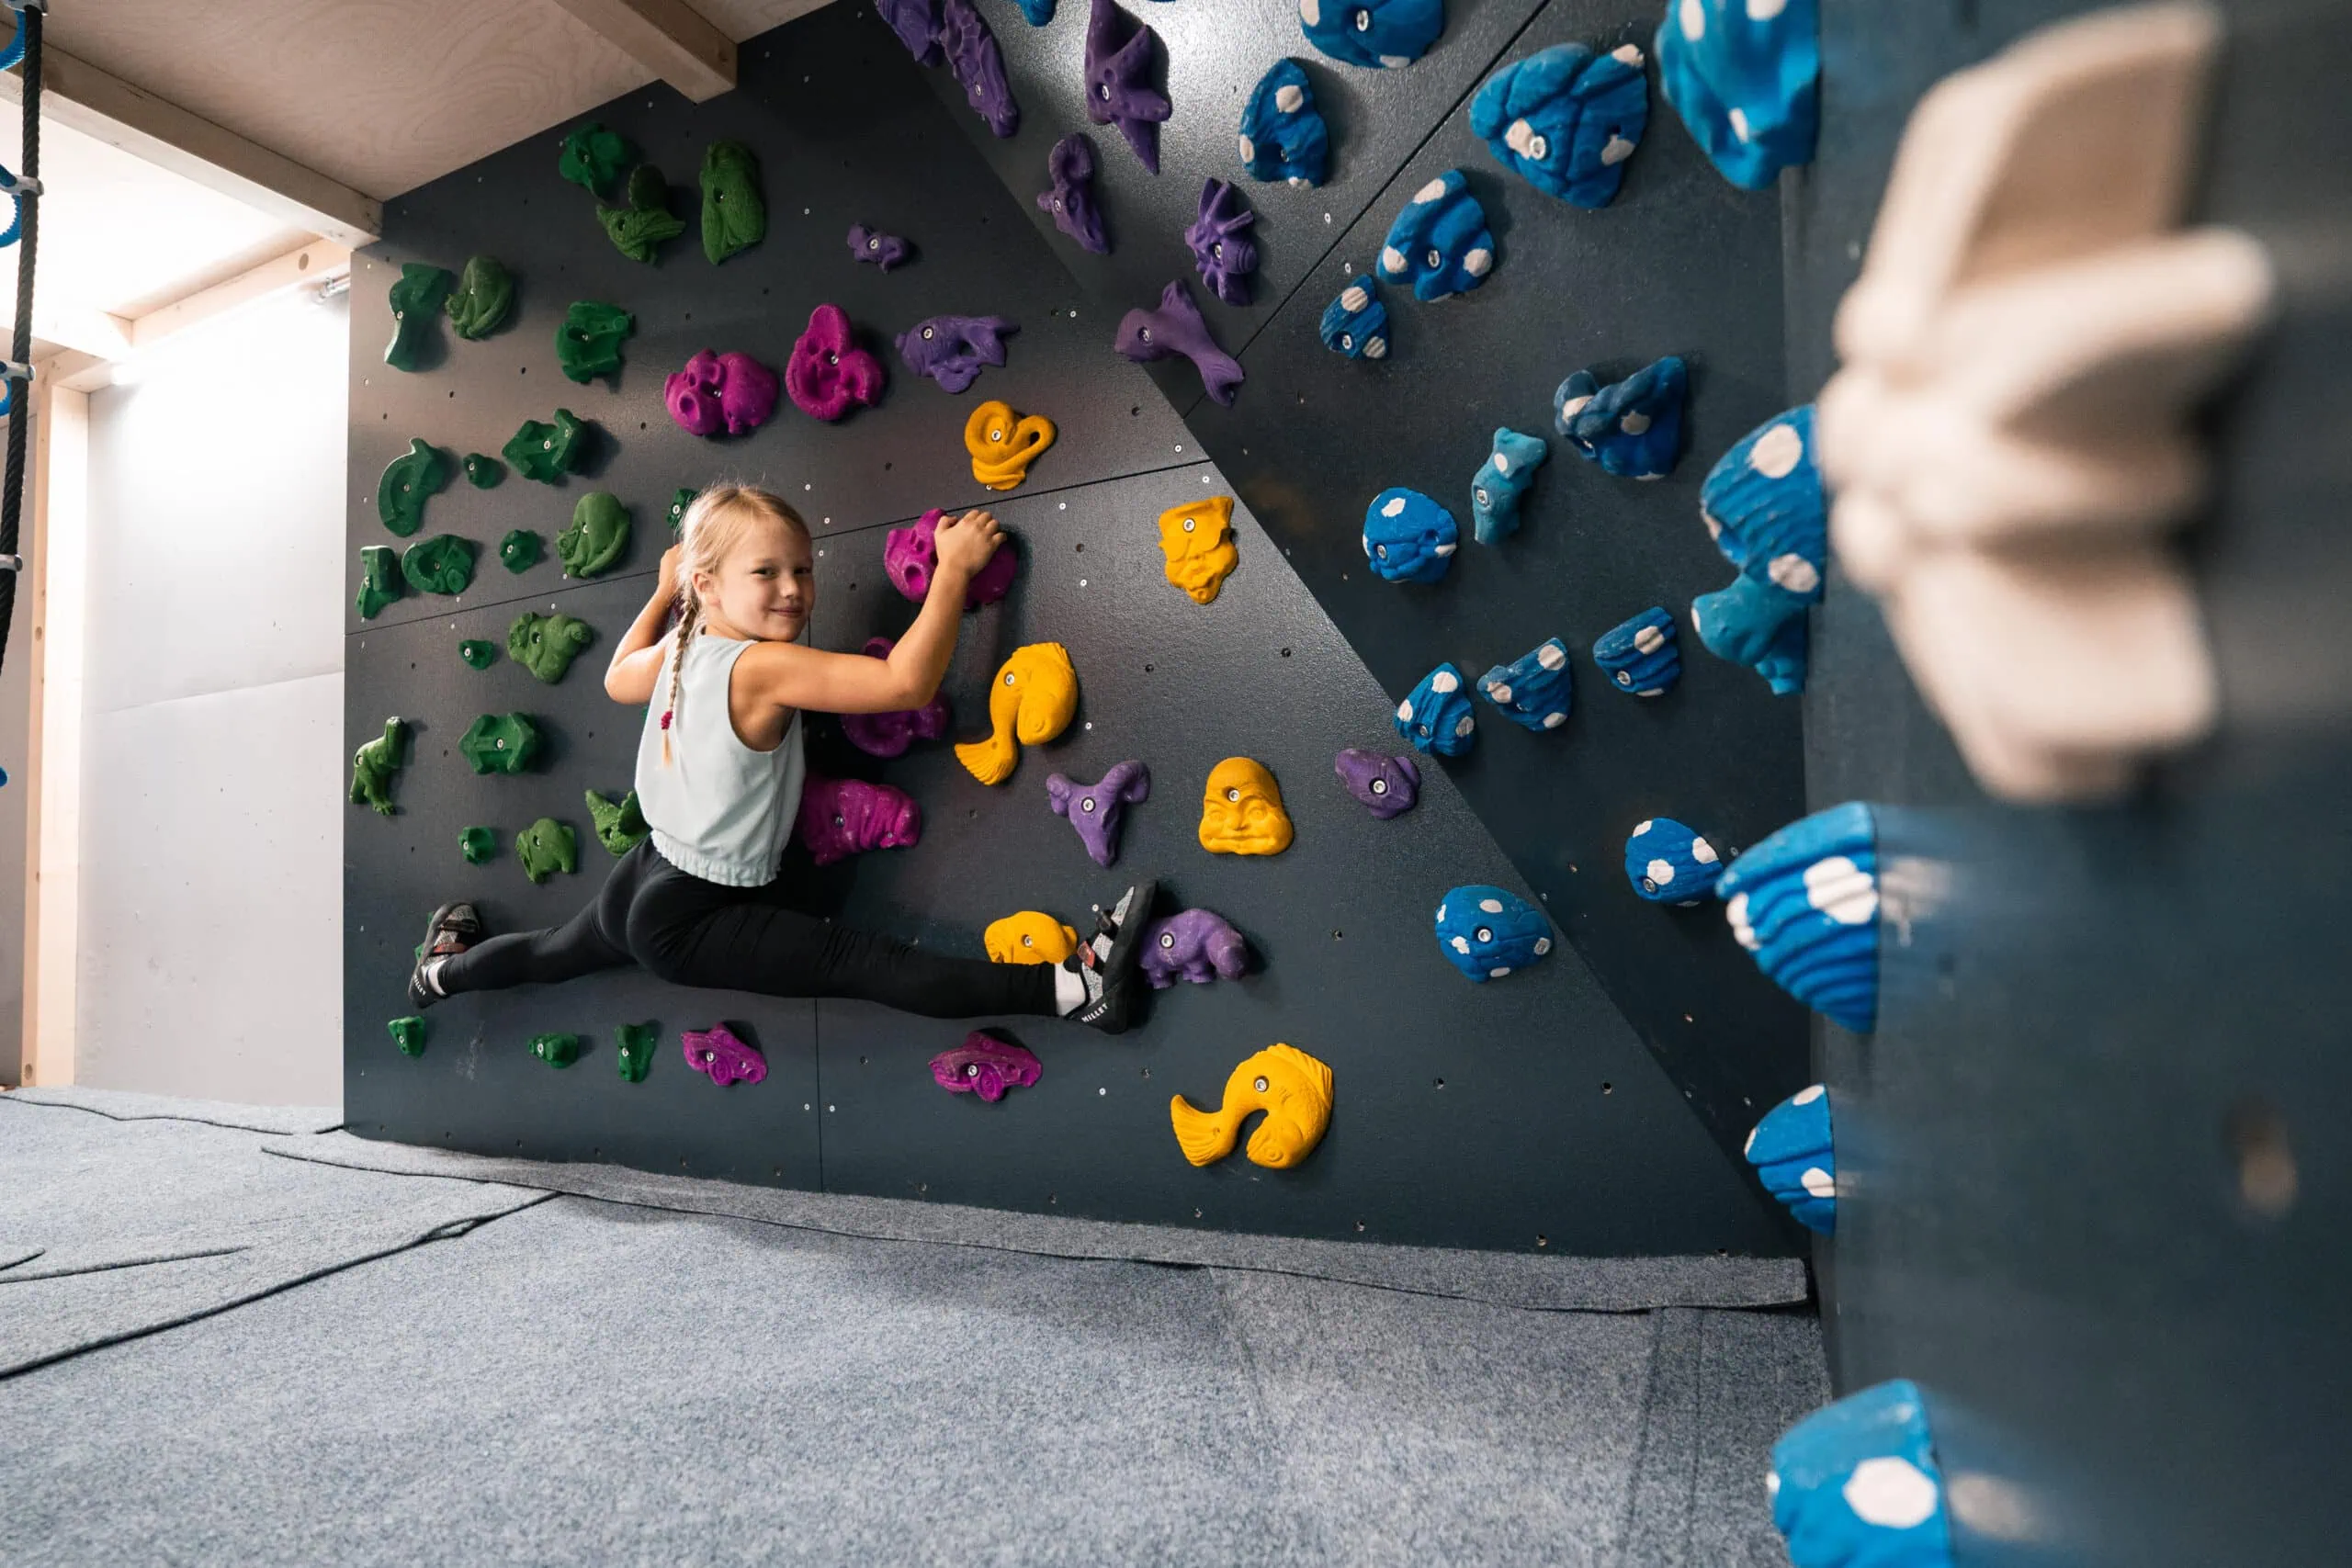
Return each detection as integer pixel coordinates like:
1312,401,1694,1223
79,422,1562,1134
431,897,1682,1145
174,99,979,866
1065,879,1157,1034
408,901,484,1010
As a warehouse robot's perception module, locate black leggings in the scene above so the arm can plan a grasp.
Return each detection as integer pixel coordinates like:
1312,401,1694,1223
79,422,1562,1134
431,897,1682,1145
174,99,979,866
438,841,1059,1020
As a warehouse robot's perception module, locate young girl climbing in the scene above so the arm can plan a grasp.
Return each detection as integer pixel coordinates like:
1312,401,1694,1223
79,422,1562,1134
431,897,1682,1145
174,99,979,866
407,483,1154,1032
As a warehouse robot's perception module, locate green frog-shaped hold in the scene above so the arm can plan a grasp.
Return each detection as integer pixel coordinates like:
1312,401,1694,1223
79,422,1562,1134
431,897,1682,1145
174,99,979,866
516,817,579,885
500,529,542,573
503,409,589,484
599,164,686,264
384,262,454,371
558,492,631,579
558,300,635,385
444,254,515,340
559,121,632,197
531,1032,582,1068
377,439,447,536
459,826,497,864
349,716,407,816
585,787,650,856
615,1021,658,1083
401,535,477,596
356,547,403,620
459,713,542,775
701,140,765,265
508,610,594,683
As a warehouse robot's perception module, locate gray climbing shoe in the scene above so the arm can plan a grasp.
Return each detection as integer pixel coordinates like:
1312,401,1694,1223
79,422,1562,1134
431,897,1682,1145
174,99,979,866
1066,880,1157,1034
408,901,484,1010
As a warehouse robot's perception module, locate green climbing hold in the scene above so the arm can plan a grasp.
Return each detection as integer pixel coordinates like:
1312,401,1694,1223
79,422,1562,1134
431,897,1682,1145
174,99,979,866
585,788,650,856
385,262,454,371
459,713,543,775
615,1021,657,1082
356,546,404,620
558,492,631,579
701,140,765,265
349,717,408,816
600,164,686,264
503,409,589,484
463,453,504,489
459,638,498,670
516,817,579,885
558,300,635,385
389,1016,427,1057
459,825,497,863
444,254,515,340
401,535,478,596
377,439,447,536
501,529,543,573
531,1032,582,1068
508,610,594,683
559,121,632,197
668,487,698,534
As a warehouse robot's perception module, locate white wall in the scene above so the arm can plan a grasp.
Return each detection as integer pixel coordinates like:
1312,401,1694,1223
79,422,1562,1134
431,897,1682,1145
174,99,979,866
0,421,30,1082
76,286,348,1105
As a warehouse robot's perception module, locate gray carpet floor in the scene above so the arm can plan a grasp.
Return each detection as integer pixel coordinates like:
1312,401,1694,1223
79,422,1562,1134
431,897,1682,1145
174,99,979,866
0,1094,1823,1567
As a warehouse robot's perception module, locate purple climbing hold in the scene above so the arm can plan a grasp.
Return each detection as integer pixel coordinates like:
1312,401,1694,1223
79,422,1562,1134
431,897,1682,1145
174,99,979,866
797,774,922,867
1084,0,1170,174
841,637,952,758
1139,908,1249,989
941,0,1020,138
1333,748,1420,819
931,1029,1044,1102
1115,280,1244,407
1186,179,1260,306
876,0,944,64
848,223,913,270
1046,760,1150,866
897,314,1017,394
665,349,778,437
1038,134,1111,254
885,507,1020,607
681,1023,766,1088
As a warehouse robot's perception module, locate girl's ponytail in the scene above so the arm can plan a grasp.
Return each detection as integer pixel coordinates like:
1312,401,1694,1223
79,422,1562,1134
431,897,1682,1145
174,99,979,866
661,589,701,766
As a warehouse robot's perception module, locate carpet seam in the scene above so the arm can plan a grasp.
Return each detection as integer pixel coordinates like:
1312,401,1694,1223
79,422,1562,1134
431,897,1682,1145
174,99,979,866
0,1095,345,1137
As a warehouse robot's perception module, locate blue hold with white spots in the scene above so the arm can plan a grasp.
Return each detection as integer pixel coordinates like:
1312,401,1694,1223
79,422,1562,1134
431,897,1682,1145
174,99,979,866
1555,355,1686,479
1690,403,1825,695
1320,273,1389,360
1478,637,1573,732
1396,662,1476,757
1240,59,1330,186
1298,0,1442,71
1747,1084,1836,1234
1469,41,1649,209
1770,1380,1952,1568
1657,0,1819,191
1377,170,1496,301
1470,428,1547,545
1363,487,1458,583
1433,885,1553,983
1718,800,1877,1033
1593,607,1680,697
1623,817,1723,904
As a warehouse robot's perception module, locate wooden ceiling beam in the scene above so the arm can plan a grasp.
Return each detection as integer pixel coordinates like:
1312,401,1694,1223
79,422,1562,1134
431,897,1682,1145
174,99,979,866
540,0,737,102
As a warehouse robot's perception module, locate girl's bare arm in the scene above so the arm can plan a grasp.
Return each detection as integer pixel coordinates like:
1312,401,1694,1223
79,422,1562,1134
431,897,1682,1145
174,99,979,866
604,547,681,705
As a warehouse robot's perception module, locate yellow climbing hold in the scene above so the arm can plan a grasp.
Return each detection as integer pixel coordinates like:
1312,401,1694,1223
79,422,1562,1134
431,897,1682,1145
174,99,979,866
1198,756,1294,856
984,910,1081,965
1170,1043,1334,1170
955,641,1079,785
1157,495,1239,605
964,399,1057,491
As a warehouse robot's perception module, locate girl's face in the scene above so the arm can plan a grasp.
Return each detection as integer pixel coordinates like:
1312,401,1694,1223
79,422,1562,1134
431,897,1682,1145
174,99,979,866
696,514,814,642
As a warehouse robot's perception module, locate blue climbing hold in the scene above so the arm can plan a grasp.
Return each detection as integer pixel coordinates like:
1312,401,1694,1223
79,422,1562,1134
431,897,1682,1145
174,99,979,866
1470,429,1547,545
1396,662,1476,757
0,162,32,250
1692,404,1824,696
1298,0,1442,71
1240,59,1331,186
1747,1084,1836,1234
1624,817,1724,905
1770,1381,1952,1568
1555,355,1686,479
1478,637,1572,732
1657,0,1819,191
1469,42,1649,209
1717,800,1878,1033
1319,273,1390,360
1433,885,1553,982
1593,607,1681,697
0,13,23,73
1363,488,1458,583
1013,0,1054,21
1377,170,1495,301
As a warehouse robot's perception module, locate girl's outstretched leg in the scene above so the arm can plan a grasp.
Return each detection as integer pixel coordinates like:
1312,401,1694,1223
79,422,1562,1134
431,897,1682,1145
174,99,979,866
408,846,648,1007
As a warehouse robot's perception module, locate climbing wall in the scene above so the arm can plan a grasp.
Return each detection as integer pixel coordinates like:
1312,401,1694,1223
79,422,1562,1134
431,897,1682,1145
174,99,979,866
343,0,1795,1255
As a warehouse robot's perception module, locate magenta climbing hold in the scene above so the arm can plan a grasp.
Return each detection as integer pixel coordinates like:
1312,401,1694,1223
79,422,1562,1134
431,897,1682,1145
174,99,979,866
896,314,1016,394
665,348,779,437
884,507,1019,607
1046,760,1149,866
847,222,912,270
840,637,952,758
1038,134,1110,254
931,1030,1043,1102
1140,908,1248,988
797,774,922,866
1084,0,1170,173
786,304,885,423
1186,179,1260,306
681,1023,765,1087
1333,748,1420,818
1116,280,1244,407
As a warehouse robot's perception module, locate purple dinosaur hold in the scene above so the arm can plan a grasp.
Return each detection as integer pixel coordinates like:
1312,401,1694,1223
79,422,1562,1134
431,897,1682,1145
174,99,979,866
931,1029,1043,1102
1139,908,1249,989
1038,134,1110,254
885,507,1019,607
1334,748,1420,819
841,637,952,758
1115,280,1244,407
665,349,778,437
797,774,922,867
681,1023,766,1088
897,314,1017,394
1046,760,1149,866
1084,0,1170,173
1186,179,1260,306
941,0,1020,139
848,223,913,271
876,0,944,64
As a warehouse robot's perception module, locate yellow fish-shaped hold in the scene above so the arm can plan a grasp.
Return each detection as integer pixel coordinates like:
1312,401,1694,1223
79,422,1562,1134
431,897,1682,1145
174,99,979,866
955,641,1080,785
1158,496,1239,605
1170,1043,1335,1169
984,910,1080,964
965,399,1057,491
1197,756,1294,855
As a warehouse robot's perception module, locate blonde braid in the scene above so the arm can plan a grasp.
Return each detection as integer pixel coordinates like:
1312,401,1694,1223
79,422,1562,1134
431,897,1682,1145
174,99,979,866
661,589,702,766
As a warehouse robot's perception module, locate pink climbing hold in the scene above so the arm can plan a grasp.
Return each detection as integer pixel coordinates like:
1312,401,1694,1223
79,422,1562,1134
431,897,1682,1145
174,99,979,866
930,1029,1043,1102
681,1023,765,1087
785,304,885,422
840,637,952,758
884,507,1019,607
1139,908,1249,988
665,349,778,437
797,774,922,866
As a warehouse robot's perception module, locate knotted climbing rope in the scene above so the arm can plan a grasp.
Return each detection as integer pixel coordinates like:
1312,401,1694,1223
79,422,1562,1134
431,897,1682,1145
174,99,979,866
0,0,46,675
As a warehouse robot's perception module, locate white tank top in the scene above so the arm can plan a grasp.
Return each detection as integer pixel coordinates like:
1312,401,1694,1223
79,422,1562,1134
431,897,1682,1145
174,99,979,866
634,631,806,886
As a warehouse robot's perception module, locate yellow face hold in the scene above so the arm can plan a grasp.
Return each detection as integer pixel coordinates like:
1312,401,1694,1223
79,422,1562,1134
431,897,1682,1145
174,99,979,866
1157,496,1239,605
1197,756,1294,856
984,911,1080,965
